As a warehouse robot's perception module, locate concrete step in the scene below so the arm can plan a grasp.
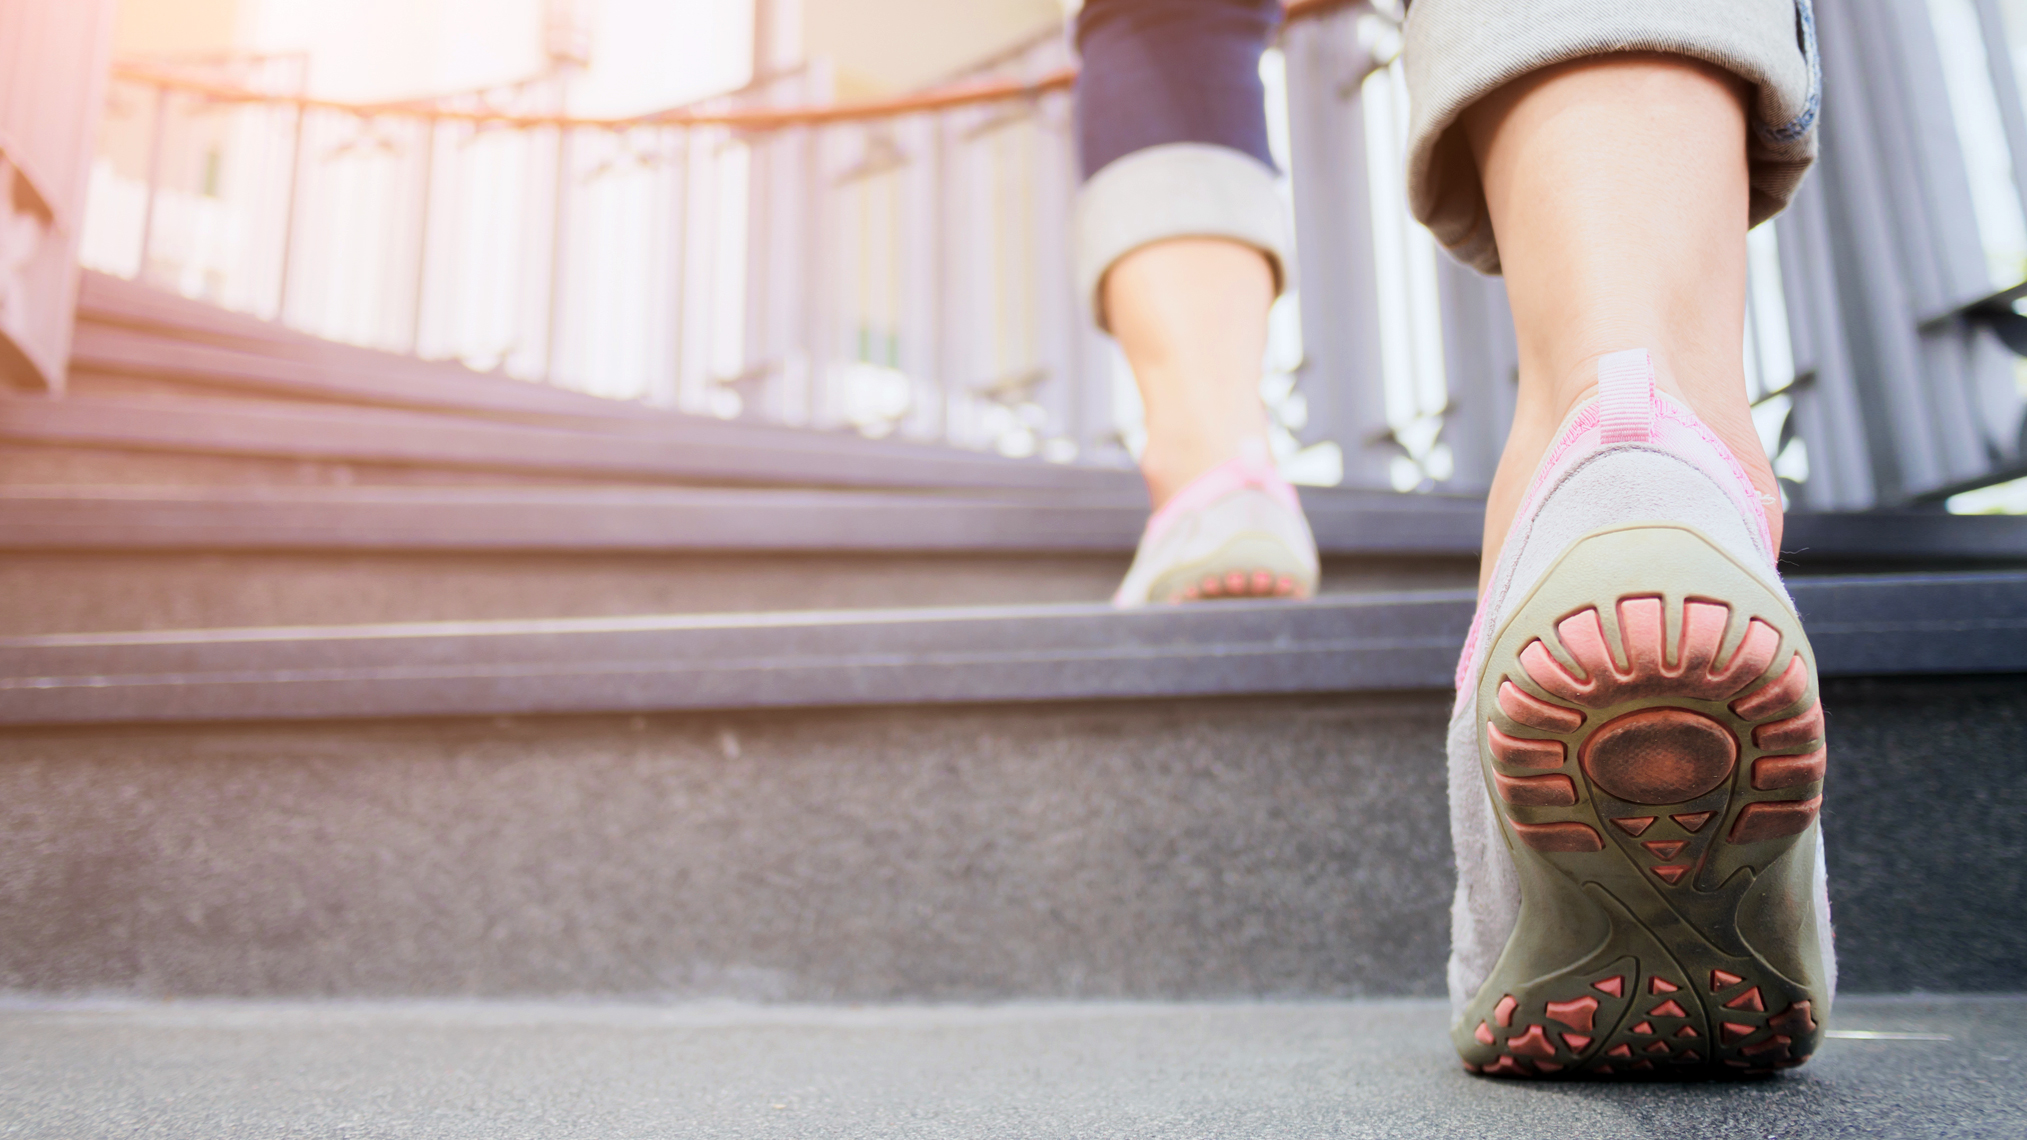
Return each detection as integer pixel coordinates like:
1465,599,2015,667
0,549,1484,635
0,639,2021,1000
3,572,2019,725
16,382,1144,495
0,995,2014,1138
0,475,2020,633
60,271,1165,496
0,481,1487,632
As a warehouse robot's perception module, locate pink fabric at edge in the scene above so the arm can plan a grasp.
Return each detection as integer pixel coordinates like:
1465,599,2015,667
1139,454,1302,544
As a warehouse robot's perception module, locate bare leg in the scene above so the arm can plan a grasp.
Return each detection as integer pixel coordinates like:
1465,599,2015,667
1103,236,1276,508
1464,54,1782,592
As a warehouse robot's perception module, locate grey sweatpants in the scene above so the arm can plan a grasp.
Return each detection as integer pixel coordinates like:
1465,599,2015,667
1405,0,1820,274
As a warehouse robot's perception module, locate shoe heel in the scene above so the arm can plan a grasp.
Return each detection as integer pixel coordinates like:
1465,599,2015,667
1456,524,1830,1078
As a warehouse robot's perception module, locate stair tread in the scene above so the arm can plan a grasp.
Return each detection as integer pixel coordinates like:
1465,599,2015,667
0,481,1488,553
0,996,2011,1135
1,571,2021,725
0,386,1145,493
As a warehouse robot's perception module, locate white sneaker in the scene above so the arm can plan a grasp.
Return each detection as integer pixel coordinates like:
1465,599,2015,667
1450,349,1834,1079
1111,455,1320,607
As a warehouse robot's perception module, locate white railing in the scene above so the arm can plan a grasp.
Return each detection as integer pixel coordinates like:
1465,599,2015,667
77,3,1371,479
80,0,2027,508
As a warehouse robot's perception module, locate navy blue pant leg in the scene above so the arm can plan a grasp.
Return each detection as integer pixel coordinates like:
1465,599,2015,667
1073,0,1283,179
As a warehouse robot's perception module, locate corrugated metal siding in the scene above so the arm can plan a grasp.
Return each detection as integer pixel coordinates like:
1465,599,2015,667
0,0,115,391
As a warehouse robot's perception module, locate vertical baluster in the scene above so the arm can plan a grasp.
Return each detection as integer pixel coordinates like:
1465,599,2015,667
932,108,954,446
275,100,308,321
545,121,573,385
661,124,690,408
135,83,168,283
1282,8,1391,488
409,115,437,356
1030,90,1078,461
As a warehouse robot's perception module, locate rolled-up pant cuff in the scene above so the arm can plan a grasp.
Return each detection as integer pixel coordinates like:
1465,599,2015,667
1073,142,1293,329
1404,0,1821,275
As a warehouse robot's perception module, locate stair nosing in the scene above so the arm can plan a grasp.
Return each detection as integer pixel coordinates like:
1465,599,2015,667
0,573,2019,726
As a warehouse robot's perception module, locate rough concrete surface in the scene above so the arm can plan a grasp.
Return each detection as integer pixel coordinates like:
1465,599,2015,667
0,996,2016,1139
0,694,1458,1000
0,679,2019,1000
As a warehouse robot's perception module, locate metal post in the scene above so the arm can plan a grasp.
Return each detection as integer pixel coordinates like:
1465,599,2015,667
135,83,168,282
1972,0,2027,233
933,111,954,445
409,116,437,355
274,101,308,320
1282,7,1393,488
663,125,691,408
545,122,573,383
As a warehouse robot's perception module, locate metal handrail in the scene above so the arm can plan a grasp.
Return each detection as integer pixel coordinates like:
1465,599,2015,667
105,0,1362,130
107,61,1080,130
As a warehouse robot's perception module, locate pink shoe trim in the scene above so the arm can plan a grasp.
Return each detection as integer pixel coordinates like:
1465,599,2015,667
1598,349,1655,445
1453,349,1775,694
1139,454,1301,546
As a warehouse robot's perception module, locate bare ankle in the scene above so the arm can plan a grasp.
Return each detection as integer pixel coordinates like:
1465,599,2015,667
1139,434,1269,509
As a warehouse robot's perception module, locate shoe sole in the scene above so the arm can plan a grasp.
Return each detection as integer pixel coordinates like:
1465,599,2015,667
1145,532,1315,603
1457,524,1829,1079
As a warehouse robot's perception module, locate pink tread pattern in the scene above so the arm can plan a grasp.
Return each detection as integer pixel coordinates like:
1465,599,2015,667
1768,1002,1817,1035
1731,655,1810,720
1753,704,1825,752
1519,602,1779,709
1753,749,1827,791
1579,708,1737,805
1498,681,1585,732
1487,723,1566,770
1495,772,1579,807
1513,821,1604,853
1724,987,1766,1012
1508,1025,1557,1058
1728,796,1823,844
1545,996,1598,1032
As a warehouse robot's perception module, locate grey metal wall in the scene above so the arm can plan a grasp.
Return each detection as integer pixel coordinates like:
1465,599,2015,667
1776,0,2027,508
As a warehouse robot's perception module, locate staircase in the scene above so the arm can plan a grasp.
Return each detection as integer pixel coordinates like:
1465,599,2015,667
2,275,2024,1132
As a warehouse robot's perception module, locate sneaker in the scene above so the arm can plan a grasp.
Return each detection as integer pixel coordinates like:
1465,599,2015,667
1112,454,1320,607
1450,349,1833,1079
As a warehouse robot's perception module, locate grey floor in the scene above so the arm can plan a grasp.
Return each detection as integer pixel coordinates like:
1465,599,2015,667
0,996,2015,1139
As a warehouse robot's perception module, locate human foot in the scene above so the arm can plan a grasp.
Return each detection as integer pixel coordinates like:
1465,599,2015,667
1450,350,1831,1079
1111,454,1319,607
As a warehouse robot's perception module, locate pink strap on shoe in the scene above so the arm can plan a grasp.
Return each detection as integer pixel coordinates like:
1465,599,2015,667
1140,454,1301,544
1597,348,1655,444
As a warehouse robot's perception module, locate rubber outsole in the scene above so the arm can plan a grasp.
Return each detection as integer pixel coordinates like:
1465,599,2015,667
1457,524,1829,1079
1145,532,1314,604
